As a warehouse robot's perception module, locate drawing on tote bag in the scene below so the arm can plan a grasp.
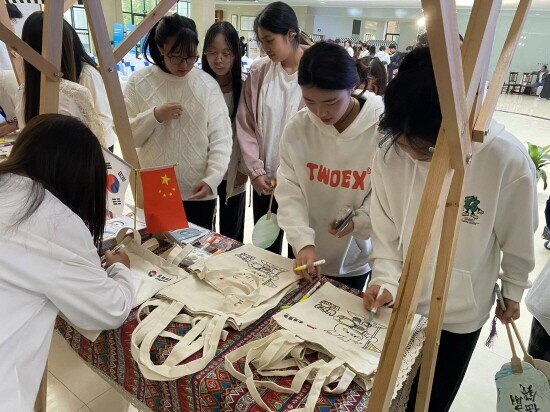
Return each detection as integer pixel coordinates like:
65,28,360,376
235,251,287,288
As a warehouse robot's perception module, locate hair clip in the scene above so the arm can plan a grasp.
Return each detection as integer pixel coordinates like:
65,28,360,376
428,146,435,153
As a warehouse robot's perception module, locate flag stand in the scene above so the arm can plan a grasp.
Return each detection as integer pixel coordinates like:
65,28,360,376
133,168,139,232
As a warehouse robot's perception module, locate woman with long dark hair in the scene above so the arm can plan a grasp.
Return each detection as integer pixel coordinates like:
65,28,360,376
202,21,247,242
15,11,105,145
66,22,117,151
0,114,140,411
364,47,537,411
236,1,306,255
356,56,387,96
124,14,231,230
275,42,384,290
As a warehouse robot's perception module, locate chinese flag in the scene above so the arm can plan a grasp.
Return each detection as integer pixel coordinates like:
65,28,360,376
140,166,188,233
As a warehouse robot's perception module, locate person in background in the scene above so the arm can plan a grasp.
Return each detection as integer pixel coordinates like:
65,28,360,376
374,45,391,66
0,69,18,136
65,23,118,152
240,35,247,57
16,11,105,146
276,42,384,291
0,4,22,71
202,21,247,242
356,56,387,96
387,43,400,82
236,1,306,255
124,14,231,230
358,43,370,59
406,45,414,52
363,47,537,412
533,64,548,88
0,114,140,411
343,40,354,57
368,45,376,56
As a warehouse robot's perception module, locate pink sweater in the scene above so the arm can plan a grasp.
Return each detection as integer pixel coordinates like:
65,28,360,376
236,57,306,179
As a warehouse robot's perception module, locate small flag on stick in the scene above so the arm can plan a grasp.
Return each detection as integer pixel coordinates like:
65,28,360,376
140,165,188,233
103,148,131,218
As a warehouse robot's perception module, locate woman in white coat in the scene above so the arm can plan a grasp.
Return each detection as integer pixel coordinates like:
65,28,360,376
0,114,140,411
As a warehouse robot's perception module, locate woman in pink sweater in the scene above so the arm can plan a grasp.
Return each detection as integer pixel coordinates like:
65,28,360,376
236,1,305,255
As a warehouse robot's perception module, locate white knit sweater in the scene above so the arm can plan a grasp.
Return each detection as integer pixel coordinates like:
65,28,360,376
124,66,232,200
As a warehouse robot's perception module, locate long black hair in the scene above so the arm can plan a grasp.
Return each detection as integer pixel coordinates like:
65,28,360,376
64,22,99,80
143,14,199,74
298,42,359,90
356,56,387,96
254,2,300,49
0,114,107,249
378,47,441,156
202,21,242,120
21,11,79,123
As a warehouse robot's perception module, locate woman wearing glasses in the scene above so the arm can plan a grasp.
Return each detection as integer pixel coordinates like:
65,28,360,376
202,21,247,242
124,14,232,229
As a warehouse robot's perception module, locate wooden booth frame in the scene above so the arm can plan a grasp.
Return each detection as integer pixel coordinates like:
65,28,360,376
0,0,532,411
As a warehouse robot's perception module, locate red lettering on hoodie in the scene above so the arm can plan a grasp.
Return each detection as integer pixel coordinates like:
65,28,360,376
306,163,371,190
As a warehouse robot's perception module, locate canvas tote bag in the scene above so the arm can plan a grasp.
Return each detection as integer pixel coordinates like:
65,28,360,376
131,245,300,380
59,228,192,342
225,282,421,412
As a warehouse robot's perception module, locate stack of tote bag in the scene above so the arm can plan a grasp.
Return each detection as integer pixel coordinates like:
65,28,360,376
130,243,301,381
60,228,192,341
225,282,421,412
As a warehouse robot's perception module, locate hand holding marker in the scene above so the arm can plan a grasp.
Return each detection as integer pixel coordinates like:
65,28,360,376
368,286,386,322
294,259,326,273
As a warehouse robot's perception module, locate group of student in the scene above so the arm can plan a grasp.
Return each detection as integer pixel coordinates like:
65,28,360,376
0,1,543,411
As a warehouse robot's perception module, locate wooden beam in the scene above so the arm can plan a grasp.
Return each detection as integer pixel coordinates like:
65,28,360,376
113,0,177,63
423,0,471,172
473,0,532,142
0,24,60,81
64,0,77,13
83,0,142,203
0,2,23,84
414,2,500,410
366,132,454,412
39,1,64,114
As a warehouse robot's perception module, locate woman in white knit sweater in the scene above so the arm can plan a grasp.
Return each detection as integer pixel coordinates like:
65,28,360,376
124,14,232,229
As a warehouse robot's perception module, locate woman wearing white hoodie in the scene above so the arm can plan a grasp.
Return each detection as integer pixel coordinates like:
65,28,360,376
363,48,538,411
275,42,384,290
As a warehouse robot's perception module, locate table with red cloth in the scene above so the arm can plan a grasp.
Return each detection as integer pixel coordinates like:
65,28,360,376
54,233,425,412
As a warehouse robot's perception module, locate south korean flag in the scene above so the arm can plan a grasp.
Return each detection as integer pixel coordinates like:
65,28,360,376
103,148,132,218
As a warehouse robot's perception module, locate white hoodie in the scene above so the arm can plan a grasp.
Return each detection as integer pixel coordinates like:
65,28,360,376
276,92,385,277
369,120,538,333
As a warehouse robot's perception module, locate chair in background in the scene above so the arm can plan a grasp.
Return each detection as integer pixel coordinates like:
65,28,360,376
502,71,519,93
510,72,532,94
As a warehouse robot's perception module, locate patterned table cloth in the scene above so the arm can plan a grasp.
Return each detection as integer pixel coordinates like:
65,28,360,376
55,235,425,412
55,277,425,412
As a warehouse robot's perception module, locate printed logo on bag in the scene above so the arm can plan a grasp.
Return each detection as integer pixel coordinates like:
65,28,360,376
147,270,172,282
306,163,371,190
462,195,484,225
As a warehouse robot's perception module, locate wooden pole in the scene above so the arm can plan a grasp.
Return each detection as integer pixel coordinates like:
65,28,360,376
0,2,23,84
64,0,77,13
39,1,64,114
473,0,532,142
414,2,501,409
113,0,177,63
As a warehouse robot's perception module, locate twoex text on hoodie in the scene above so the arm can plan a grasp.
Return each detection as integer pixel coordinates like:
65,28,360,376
368,120,538,333
275,91,384,278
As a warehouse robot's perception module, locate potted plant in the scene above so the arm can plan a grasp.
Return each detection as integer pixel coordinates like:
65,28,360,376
527,142,550,190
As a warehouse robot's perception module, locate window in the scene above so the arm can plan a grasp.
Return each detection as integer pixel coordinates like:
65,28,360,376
122,0,190,25
64,2,91,53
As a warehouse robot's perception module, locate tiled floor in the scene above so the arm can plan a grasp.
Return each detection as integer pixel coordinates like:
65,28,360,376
45,93,550,411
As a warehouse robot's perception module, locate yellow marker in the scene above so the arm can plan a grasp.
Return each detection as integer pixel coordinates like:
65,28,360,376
294,259,326,273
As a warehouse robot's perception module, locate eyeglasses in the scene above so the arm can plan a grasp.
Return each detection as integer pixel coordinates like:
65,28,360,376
166,55,199,65
204,50,233,61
